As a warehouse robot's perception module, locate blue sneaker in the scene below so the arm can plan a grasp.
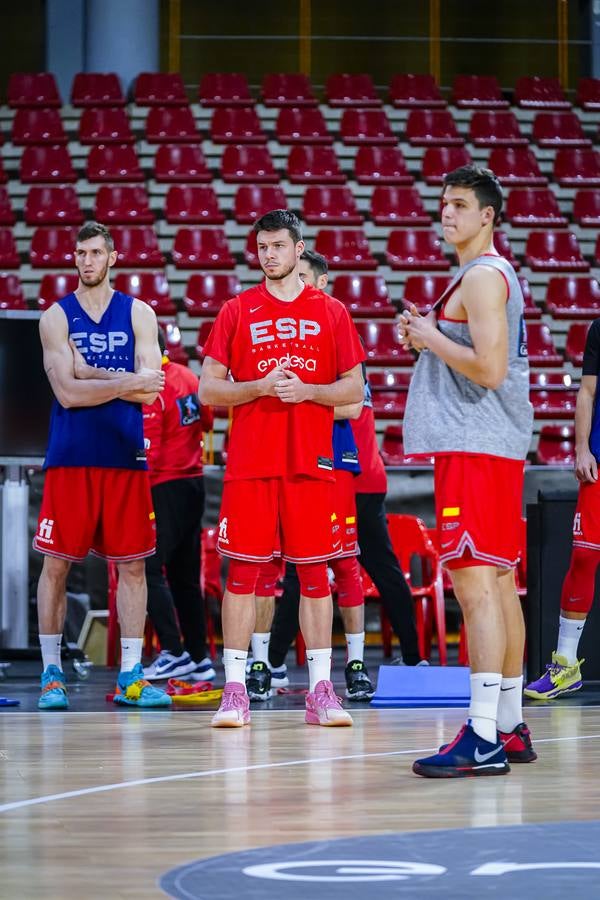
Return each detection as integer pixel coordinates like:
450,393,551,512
38,665,69,710
413,722,510,778
187,656,217,682
114,663,172,708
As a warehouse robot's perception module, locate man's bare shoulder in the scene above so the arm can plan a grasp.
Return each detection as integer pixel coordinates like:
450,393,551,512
39,303,67,340
461,263,508,304
131,297,158,325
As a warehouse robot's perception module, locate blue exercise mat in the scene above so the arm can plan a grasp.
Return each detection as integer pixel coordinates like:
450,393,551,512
371,665,471,708
0,698,20,707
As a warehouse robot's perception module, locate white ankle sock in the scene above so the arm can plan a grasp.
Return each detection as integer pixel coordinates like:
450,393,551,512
346,632,365,663
223,648,247,685
306,648,332,692
39,634,62,671
251,632,271,664
556,615,586,665
120,638,143,673
469,672,502,744
496,676,523,733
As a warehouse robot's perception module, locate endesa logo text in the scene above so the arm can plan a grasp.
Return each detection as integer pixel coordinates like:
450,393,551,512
250,318,320,345
257,354,316,373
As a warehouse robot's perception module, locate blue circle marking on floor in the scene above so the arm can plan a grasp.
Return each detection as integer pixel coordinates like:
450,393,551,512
160,820,600,899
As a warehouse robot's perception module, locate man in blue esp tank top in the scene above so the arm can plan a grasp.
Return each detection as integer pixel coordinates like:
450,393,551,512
400,166,535,777
33,221,171,710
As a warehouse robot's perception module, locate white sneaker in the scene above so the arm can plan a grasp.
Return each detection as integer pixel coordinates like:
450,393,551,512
270,664,289,688
187,656,217,682
143,650,197,681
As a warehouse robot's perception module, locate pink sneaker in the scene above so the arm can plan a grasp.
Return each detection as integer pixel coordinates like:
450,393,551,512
211,682,251,728
305,680,353,727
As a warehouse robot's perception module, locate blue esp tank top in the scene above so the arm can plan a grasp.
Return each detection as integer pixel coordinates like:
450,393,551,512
332,419,361,475
44,291,147,470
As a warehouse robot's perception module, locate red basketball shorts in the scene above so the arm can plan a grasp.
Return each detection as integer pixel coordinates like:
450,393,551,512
33,467,156,563
217,477,340,564
572,478,600,550
434,453,524,570
334,469,358,558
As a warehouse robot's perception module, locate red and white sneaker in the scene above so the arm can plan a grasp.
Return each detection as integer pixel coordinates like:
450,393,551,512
211,682,251,728
305,680,353,727
499,722,537,763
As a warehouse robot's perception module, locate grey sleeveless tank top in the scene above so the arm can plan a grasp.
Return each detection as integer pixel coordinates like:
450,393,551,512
403,254,533,461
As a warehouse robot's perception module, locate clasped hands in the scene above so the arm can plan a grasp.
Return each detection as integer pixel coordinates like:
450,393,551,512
398,304,437,352
262,366,312,403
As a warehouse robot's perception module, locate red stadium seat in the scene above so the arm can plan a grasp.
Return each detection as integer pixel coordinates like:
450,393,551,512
505,188,567,227
565,323,590,366
371,390,408,419
493,231,520,270
29,227,78,268
488,147,547,187
314,229,377,270
402,274,452,313
165,186,224,225
532,112,590,148
110,226,165,267
545,276,600,319
113,272,175,315
326,73,381,107
591,235,600,267
469,111,526,147
154,144,211,183
0,230,20,268
386,230,450,270
526,323,564,366
25,186,83,226
340,109,395,145
38,273,78,309
530,371,577,420
370,186,431,225
71,73,124,107
195,321,216,360
8,72,60,108
519,276,541,319
234,185,287,224
0,274,26,309
554,149,600,187
355,146,413,185
331,274,395,318
261,73,317,107
421,147,472,184
199,73,253,107
146,106,200,143
184,273,242,316
172,228,235,269
79,107,133,144
354,322,415,366
87,144,143,182
303,186,363,225
525,232,589,272
211,108,266,143
94,186,154,225
243,231,260,268
276,107,332,144
0,156,6,185
368,371,412,390
573,190,600,227
0,188,15,226
380,425,433,466
11,109,66,145
515,76,570,109
20,145,76,183
287,145,344,184
535,425,575,465
160,320,189,365
577,77,600,110
222,145,279,183
134,73,187,105
452,75,508,108
389,74,446,108
406,110,464,146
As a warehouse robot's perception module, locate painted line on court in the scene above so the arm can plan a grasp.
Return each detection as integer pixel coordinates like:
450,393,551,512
0,733,599,815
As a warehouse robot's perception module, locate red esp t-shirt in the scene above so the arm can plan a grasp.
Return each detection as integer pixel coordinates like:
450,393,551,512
202,281,365,482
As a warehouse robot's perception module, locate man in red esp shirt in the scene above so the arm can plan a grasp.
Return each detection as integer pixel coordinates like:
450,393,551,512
142,328,216,682
199,209,364,727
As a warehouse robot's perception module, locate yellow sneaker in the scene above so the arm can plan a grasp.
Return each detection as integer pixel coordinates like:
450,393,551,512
524,652,583,700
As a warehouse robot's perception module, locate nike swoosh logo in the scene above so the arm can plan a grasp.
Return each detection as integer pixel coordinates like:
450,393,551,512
73,317,80,321
250,306,262,313
500,686,516,691
474,746,501,763
483,682,500,687
262,639,269,644
234,656,246,660
441,541,453,548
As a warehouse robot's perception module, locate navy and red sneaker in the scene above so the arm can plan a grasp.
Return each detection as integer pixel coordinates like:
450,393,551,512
499,722,537,763
413,722,510,778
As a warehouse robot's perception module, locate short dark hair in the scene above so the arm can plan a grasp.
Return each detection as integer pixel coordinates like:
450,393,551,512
300,248,328,279
157,325,166,355
253,209,303,244
443,165,503,225
77,221,114,252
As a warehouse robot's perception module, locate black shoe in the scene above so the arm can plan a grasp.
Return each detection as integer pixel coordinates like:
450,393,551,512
246,661,272,701
344,660,374,701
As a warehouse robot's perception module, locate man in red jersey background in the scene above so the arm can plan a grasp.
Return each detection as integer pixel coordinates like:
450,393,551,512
199,209,364,727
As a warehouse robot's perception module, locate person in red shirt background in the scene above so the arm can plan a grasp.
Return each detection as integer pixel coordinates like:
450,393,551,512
142,328,216,682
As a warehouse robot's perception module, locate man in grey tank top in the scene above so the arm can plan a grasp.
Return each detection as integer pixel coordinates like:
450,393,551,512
400,165,535,778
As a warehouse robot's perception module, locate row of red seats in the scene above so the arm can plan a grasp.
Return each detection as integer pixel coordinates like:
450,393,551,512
7,143,600,189
7,71,598,110
4,106,597,149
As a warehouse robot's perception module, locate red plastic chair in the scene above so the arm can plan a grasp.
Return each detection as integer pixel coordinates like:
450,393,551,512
0,274,26,309
161,320,189,366
355,146,413,185
488,147,547,187
520,277,541,319
113,272,175,315
591,235,600,267
111,226,165,267
222,145,279,183
368,371,412,391
535,425,575,465
0,156,6,185
79,107,133,144
386,230,450,270
565,323,590,366
287,145,344,184
165,186,224,225
146,106,200,143
406,109,464,146
402,274,452,313
184,273,241,316
358,568,394,658
525,232,589,272
195,320,216,360
469,111,526,147
533,112,590,148
303,186,363,225
389,74,446,108
71,73,124,107
261,73,317,107
201,527,223,661
25,186,83,226
38,273,79,310
545,276,600,319
525,323,564,366
20,146,76,183
172,228,235,269
211,108,266,143
199,73,253,107
243,231,260,268
530,372,577,419
340,109,395,145
8,72,61,107
94,185,154,225
505,188,567,227
331,274,395,318
134,72,188,105
314,229,377,270
380,424,433,466
29,227,78,268
573,190,600,227
493,231,521,270
452,75,507,108
154,144,211,183
353,322,415,366
371,390,408,419
554,149,600,187
87,144,143,182
370,186,431,226
421,146,472,184
234,185,287,224
12,109,66,145
577,77,600,110
326,73,381,107
515,76,570,109
276,107,332,144
0,188,15,226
